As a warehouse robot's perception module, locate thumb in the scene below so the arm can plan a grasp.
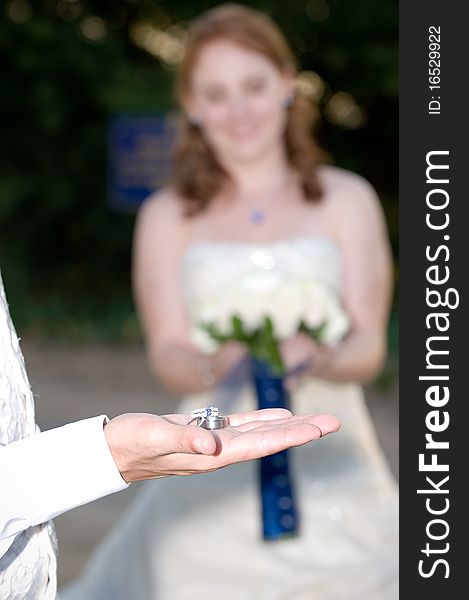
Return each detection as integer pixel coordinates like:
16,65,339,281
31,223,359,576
162,425,217,456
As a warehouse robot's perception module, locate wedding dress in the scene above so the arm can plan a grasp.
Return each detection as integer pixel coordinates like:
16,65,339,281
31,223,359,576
62,237,399,600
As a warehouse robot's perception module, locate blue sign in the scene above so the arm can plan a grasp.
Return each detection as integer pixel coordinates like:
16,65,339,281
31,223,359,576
107,113,178,212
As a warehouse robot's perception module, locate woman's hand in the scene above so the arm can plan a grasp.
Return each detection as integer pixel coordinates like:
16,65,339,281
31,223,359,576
104,409,340,483
209,341,247,382
280,333,335,378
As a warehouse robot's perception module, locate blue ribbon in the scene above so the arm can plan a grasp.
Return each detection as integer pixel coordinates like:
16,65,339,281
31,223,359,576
250,357,299,540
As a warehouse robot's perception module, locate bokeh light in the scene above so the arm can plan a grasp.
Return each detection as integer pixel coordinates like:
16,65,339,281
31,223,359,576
295,70,326,102
305,0,330,23
130,22,187,67
324,91,367,128
6,0,32,24
79,15,107,44
56,0,81,22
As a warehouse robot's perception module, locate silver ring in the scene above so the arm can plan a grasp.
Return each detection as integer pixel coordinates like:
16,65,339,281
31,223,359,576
186,416,204,427
200,415,228,430
187,406,227,430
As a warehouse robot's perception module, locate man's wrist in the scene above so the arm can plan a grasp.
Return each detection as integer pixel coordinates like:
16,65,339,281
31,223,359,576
103,418,129,483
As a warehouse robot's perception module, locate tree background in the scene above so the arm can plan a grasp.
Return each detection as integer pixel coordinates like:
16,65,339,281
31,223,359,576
0,0,397,356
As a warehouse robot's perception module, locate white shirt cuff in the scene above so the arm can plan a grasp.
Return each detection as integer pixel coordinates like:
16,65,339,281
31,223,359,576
0,415,128,554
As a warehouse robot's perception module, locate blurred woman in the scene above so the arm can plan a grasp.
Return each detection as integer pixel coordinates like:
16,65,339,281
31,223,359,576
62,5,398,599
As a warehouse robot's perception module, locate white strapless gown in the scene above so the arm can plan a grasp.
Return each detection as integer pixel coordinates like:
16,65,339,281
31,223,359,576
62,238,399,600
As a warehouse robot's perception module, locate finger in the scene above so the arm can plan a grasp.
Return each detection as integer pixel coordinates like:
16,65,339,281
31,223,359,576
230,413,340,435
231,414,314,433
156,422,322,473
263,414,340,436
163,414,193,426
227,408,292,427
307,414,341,436
155,422,217,456
154,415,340,473
165,409,293,428
262,414,340,437
224,422,326,463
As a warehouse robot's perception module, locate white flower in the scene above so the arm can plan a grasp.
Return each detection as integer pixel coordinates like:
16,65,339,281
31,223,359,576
235,295,266,332
267,284,305,339
191,269,350,348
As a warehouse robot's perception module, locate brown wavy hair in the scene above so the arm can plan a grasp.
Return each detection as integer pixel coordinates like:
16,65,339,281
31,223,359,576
172,4,325,215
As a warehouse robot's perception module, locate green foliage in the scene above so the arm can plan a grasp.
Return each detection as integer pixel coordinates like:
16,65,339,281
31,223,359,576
0,0,397,340
202,314,286,374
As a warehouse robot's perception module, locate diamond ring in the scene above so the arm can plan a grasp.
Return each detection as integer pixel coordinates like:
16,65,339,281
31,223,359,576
187,406,228,430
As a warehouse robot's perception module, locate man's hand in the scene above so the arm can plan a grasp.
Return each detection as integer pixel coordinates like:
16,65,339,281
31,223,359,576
104,409,340,483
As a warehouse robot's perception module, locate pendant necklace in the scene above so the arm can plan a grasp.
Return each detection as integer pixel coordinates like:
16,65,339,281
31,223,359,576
249,208,266,225
245,173,293,226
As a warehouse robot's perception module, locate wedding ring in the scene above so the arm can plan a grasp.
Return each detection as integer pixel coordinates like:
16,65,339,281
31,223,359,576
200,415,228,430
187,406,228,430
190,406,219,418
186,416,204,426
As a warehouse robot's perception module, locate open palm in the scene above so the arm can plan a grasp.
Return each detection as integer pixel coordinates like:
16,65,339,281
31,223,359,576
105,409,340,482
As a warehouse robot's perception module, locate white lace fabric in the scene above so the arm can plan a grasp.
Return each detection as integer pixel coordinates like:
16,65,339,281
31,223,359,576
0,274,58,600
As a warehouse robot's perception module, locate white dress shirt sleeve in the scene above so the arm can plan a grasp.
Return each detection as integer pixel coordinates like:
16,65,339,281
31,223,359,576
0,414,129,558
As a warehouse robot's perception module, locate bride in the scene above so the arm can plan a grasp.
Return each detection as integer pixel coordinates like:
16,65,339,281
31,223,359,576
62,4,398,599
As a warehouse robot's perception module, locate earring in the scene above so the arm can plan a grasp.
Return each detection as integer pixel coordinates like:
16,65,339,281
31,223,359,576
188,115,202,127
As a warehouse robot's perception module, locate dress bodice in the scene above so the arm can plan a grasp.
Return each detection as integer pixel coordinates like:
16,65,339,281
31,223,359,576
181,236,343,310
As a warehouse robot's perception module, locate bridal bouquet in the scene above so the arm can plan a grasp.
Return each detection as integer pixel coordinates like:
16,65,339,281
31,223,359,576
190,269,350,374
190,266,350,540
